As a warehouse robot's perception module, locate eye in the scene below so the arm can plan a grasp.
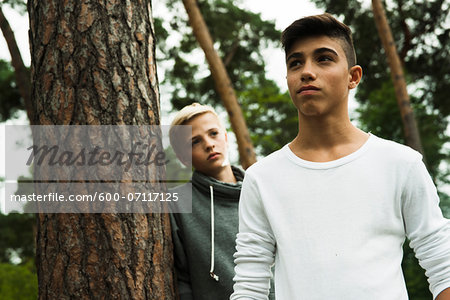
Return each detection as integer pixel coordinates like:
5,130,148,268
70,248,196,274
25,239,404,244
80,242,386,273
317,55,333,62
210,130,219,137
288,60,302,69
191,138,200,146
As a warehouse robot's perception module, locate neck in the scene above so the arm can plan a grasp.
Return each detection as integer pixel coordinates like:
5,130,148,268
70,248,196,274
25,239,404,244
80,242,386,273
290,114,369,162
211,165,236,184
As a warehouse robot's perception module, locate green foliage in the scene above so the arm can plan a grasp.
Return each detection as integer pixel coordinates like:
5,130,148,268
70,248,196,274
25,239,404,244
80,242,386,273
0,183,36,298
160,0,280,106
356,81,404,141
0,59,24,121
238,79,298,156
356,80,449,181
0,212,35,264
0,261,37,299
439,192,450,218
0,0,26,14
402,243,432,300
153,17,170,60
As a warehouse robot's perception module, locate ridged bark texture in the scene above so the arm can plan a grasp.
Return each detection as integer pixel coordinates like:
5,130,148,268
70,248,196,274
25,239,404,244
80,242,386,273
28,0,176,298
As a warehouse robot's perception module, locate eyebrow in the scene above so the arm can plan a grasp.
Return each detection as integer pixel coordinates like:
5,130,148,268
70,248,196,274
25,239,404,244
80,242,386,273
189,127,219,140
286,47,339,63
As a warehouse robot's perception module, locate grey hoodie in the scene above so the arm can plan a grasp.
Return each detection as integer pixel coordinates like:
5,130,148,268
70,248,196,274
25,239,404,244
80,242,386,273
170,166,275,300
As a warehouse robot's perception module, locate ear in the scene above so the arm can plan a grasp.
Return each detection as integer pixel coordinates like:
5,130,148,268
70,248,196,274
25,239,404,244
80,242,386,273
348,65,362,89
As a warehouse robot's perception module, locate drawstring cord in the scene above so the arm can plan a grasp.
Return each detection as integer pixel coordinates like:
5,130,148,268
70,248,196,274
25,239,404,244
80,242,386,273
209,185,219,281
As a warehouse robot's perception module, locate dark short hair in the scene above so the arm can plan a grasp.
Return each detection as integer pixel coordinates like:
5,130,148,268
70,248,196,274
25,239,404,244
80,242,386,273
281,13,357,67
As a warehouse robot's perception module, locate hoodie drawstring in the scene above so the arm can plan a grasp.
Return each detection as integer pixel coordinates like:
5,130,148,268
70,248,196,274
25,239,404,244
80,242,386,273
209,185,219,281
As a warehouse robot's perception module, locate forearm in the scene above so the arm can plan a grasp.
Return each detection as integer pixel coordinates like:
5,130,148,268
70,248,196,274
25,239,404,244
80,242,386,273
231,173,276,299
170,214,193,300
403,159,450,298
177,279,193,300
231,232,275,300
436,288,450,300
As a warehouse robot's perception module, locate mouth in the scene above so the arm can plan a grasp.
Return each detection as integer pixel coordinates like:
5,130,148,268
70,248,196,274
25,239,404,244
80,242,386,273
297,85,320,94
207,152,220,160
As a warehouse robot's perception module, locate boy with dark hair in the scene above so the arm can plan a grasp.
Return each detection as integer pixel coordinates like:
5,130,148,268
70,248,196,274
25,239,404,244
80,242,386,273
231,13,450,300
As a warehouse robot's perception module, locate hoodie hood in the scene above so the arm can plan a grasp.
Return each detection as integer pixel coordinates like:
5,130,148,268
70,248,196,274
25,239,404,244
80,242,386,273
191,166,244,201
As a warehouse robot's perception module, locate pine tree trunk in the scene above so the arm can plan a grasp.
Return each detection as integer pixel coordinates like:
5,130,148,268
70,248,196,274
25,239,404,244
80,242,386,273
182,0,257,169
371,0,425,156
28,0,176,299
0,6,33,123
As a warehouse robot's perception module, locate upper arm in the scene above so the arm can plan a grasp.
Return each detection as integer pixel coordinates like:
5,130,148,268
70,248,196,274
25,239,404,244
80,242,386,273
401,159,450,298
169,214,193,294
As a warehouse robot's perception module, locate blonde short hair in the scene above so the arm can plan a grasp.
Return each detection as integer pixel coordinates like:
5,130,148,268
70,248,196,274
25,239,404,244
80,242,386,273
169,103,220,159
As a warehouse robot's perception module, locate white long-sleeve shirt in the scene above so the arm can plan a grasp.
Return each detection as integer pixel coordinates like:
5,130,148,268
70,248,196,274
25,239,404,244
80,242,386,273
231,134,450,300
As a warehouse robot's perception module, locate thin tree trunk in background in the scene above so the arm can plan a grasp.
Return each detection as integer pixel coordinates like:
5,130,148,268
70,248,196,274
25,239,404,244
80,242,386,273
29,0,175,298
0,6,33,124
182,0,257,169
371,0,425,157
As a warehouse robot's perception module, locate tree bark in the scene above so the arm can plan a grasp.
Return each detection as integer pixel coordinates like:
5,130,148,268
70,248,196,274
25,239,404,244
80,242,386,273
371,0,425,156
29,0,176,299
182,0,257,169
0,5,33,124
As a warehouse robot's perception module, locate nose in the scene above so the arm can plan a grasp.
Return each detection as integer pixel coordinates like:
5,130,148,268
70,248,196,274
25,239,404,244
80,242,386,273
204,136,215,150
301,60,316,82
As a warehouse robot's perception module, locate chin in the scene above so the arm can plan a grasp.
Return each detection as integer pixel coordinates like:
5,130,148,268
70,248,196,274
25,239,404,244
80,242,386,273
298,107,323,117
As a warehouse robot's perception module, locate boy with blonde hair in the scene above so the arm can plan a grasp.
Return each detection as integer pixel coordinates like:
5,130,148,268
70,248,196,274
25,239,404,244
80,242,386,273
169,103,275,300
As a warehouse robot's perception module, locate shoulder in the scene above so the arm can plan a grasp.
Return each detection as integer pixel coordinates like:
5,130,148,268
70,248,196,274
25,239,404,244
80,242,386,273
231,165,245,181
245,146,289,176
368,135,422,165
169,181,191,194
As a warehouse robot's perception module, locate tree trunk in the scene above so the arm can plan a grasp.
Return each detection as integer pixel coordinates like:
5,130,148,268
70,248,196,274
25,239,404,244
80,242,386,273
371,0,425,156
28,0,176,299
0,6,33,124
182,0,257,169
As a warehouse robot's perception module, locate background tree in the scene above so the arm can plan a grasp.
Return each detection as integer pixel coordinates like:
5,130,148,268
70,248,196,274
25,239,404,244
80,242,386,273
0,0,32,122
0,211,34,264
28,0,175,298
0,59,23,121
0,0,28,122
0,211,37,299
371,0,424,155
0,3,37,299
0,173,38,299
